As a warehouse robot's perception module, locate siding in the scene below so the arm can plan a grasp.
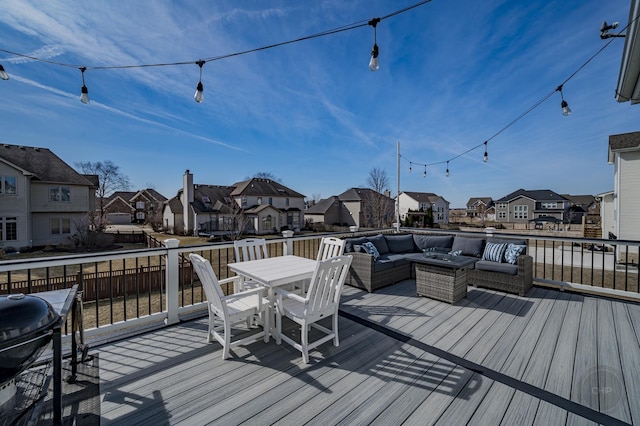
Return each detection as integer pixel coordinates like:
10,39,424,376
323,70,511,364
619,150,640,240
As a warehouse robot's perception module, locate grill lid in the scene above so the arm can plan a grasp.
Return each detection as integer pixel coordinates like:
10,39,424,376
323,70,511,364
0,294,59,345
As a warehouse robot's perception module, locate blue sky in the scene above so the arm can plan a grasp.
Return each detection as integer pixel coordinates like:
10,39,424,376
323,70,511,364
0,0,637,207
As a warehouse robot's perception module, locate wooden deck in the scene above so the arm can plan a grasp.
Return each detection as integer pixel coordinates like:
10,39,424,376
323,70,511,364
93,281,640,425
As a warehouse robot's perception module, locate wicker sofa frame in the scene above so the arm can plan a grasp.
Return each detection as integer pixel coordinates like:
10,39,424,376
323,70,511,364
344,233,533,296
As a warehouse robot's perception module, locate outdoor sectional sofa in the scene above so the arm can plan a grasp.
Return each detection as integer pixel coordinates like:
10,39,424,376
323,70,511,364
343,233,533,296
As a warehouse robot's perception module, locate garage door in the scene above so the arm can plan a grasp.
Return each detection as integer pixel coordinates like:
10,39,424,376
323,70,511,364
107,213,131,224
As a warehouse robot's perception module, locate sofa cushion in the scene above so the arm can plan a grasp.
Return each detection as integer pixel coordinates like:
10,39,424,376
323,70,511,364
345,237,369,253
451,237,485,258
385,234,416,253
482,242,508,263
378,253,412,268
373,260,395,273
413,235,454,251
362,242,380,261
504,243,526,264
367,234,390,255
475,259,518,275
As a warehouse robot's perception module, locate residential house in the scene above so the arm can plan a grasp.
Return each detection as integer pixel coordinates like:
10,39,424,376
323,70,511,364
397,191,450,226
615,0,640,105
494,189,570,224
607,131,640,243
466,197,494,219
560,194,598,225
304,196,342,227
0,144,97,249
162,170,305,236
337,188,395,228
596,191,615,239
101,189,167,224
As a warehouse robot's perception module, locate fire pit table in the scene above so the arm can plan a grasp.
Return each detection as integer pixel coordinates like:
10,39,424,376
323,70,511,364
407,253,477,304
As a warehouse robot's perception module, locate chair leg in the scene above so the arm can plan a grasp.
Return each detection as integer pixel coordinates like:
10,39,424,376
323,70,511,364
263,310,269,343
207,314,214,343
275,307,282,345
301,321,310,364
332,313,339,347
221,319,231,360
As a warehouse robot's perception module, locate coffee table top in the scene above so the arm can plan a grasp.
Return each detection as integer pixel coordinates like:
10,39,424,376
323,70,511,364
406,252,477,269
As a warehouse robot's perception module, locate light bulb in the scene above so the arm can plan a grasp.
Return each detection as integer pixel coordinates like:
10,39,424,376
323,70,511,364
446,168,450,177
483,151,488,162
561,100,571,116
194,82,204,103
80,85,89,104
369,44,379,72
0,65,9,81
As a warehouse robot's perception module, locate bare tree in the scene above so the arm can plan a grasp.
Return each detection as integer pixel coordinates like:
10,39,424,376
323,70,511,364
251,171,281,182
363,168,394,228
220,201,251,241
367,167,389,193
76,160,131,229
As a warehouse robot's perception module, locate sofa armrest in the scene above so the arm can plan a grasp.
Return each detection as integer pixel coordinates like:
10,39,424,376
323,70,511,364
349,251,375,271
516,254,533,287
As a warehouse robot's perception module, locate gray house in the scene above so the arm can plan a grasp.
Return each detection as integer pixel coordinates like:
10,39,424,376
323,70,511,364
494,189,570,224
0,144,97,249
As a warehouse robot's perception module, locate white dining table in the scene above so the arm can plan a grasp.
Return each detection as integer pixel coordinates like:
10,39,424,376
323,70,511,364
227,255,317,340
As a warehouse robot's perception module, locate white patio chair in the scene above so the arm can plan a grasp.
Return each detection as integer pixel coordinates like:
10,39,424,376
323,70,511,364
274,255,352,364
295,236,346,294
316,237,346,261
233,238,269,292
189,253,269,360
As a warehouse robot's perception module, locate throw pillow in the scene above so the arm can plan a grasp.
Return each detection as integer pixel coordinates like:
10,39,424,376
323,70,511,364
353,244,364,253
482,242,508,263
362,241,380,261
504,243,526,264
451,237,485,258
367,234,390,254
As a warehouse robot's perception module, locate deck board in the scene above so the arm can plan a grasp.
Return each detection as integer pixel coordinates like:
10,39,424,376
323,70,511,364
86,281,640,426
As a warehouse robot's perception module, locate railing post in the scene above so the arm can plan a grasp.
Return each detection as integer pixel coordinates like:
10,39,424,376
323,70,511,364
282,234,294,255
164,238,180,325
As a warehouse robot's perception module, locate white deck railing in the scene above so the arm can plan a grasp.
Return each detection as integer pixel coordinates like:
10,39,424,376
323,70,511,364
1,229,638,344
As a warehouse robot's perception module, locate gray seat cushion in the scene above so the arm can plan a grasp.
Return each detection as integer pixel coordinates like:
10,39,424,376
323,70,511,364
475,260,518,275
373,260,395,272
413,235,454,251
385,234,416,253
378,253,411,267
452,237,485,258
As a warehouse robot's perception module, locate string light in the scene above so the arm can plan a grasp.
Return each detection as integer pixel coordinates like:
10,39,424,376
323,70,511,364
0,64,9,80
483,141,488,162
423,164,426,177
368,18,381,72
194,60,205,103
79,67,89,104
409,162,412,173
446,161,449,177
556,85,571,116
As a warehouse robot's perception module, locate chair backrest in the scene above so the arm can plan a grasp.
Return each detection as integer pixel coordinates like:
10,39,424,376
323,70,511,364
234,238,269,262
189,253,228,318
316,237,346,262
305,255,352,320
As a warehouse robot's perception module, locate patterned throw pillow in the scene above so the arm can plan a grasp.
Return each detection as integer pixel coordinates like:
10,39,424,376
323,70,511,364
504,243,526,264
362,241,380,261
482,242,507,263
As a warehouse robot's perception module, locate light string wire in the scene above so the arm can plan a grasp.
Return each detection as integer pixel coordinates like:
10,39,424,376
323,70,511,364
0,0,431,71
401,11,640,173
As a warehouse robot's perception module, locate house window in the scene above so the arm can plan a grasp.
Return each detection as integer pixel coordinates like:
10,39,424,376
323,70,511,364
541,202,557,209
136,201,145,209
50,218,71,235
241,196,247,207
498,211,507,219
287,212,300,228
513,205,528,219
286,198,290,207
1,217,17,241
268,197,273,205
50,186,70,202
496,203,507,209
0,176,17,195
263,214,273,230
257,197,262,205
